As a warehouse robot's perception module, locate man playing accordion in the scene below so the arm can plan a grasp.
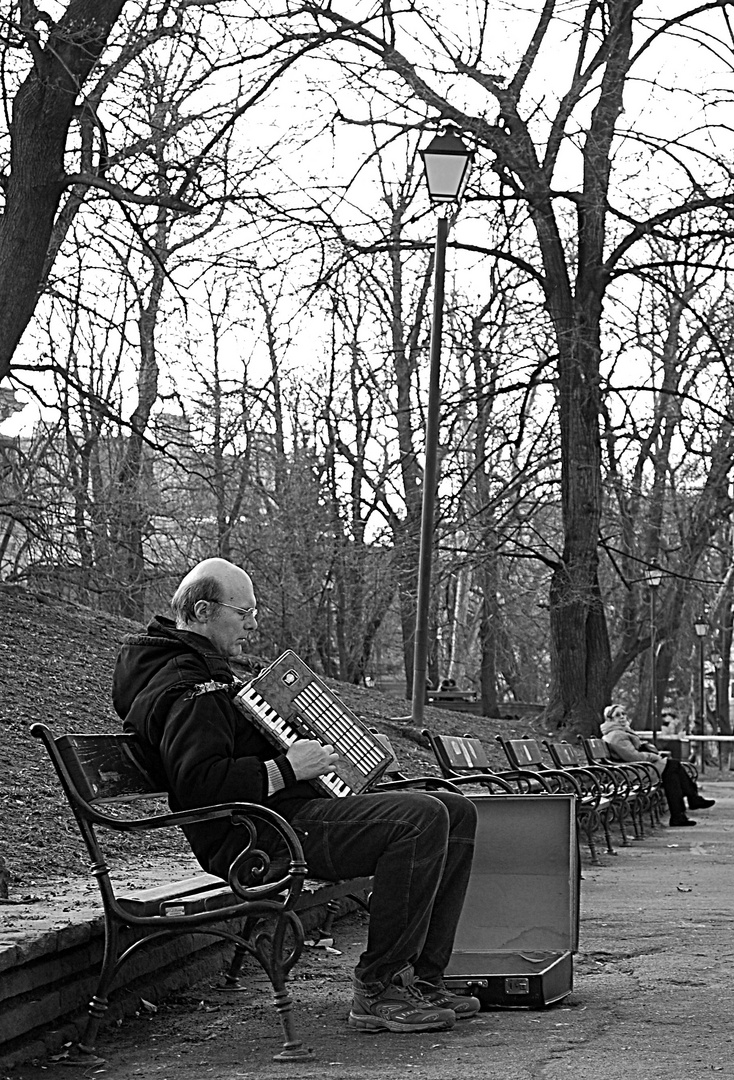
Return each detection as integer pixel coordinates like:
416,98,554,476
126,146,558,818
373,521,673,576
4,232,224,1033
112,558,479,1034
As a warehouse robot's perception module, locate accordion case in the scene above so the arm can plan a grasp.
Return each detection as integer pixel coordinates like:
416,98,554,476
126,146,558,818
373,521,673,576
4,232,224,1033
445,794,579,1009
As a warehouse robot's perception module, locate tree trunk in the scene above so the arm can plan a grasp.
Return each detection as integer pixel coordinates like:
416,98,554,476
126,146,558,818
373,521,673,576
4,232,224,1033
478,559,499,717
0,1,127,383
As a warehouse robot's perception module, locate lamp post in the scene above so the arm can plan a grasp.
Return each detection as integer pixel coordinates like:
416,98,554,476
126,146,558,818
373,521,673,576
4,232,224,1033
411,125,473,725
643,567,664,742
325,578,335,677
713,653,723,770
693,616,707,773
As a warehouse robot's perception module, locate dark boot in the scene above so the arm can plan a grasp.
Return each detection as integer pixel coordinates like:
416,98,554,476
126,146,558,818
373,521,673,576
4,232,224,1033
669,816,697,827
688,796,715,810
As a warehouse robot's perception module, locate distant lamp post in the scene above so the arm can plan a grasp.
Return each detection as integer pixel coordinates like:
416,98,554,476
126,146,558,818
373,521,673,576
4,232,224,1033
325,579,335,677
411,125,473,725
693,616,707,772
712,653,723,770
643,567,664,741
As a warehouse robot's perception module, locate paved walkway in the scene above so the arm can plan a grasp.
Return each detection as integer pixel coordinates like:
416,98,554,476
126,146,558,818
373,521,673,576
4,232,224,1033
5,779,733,1080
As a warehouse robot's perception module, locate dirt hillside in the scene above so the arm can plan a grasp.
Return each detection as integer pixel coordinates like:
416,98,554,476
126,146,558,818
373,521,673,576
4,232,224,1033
0,584,537,894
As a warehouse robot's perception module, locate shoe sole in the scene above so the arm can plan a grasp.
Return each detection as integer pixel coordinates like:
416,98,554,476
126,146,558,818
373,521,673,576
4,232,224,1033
348,1012,455,1033
449,1006,481,1019
423,998,480,1019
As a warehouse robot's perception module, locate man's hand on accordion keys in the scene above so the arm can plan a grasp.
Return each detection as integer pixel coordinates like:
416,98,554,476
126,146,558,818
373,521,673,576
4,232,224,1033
287,739,340,781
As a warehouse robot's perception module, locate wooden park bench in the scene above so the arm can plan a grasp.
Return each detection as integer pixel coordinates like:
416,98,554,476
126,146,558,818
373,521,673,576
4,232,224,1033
424,730,617,866
422,730,535,795
495,736,618,866
425,690,480,715
31,723,374,1062
543,738,642,845
578,736,665,832
31,723,463,1062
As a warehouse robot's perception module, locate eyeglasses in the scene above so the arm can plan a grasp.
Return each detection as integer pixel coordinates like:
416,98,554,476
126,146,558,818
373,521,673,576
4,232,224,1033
210,600,258,621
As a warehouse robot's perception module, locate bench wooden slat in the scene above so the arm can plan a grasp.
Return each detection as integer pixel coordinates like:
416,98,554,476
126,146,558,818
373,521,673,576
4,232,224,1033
57,733,165,803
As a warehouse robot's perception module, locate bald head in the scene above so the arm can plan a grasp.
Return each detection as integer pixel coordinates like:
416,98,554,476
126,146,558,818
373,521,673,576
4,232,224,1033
171,559,258,658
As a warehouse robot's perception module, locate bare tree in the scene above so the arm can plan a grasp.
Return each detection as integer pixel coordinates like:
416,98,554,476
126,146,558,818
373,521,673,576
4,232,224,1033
241,0,734,728
602,236,734,723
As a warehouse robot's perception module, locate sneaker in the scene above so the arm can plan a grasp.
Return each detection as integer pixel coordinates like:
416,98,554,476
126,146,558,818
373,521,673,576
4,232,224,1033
349,973,456,1033
415,979,481,1019
688,797,715,810
669,816,697,827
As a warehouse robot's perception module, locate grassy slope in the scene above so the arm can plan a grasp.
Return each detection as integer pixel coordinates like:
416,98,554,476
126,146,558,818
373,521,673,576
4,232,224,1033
0,585,538,887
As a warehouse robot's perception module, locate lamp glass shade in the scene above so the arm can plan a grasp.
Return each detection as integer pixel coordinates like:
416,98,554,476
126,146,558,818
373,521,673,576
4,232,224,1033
643,567,664,588
420,129,473,203
694,618,707,637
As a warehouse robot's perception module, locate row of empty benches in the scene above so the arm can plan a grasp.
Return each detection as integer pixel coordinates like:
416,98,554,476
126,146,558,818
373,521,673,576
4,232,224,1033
419,729,692,866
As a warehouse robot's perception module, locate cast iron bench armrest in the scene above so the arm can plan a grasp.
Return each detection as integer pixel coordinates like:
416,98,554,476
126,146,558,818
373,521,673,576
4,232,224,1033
559,765,621,810
543,741,627,799
535,766,585,798
549,765,604,804
615,761,658,792
481,768,553,794
373,776,466,793
419,771,516,794
582,762,629,799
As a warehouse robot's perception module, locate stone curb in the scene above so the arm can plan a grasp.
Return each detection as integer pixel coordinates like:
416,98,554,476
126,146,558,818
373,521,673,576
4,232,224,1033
0,891,342,1067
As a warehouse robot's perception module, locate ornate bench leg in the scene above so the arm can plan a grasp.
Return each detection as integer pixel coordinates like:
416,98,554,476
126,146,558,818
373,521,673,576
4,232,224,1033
220,919,259,990
80,993,110,1053
583,811,601,866
79,911,120,1052
272,985,311,1062
615,803,631,846
319,898,342,940
253,910,313,1061
220,942,249,990
601,810,616,856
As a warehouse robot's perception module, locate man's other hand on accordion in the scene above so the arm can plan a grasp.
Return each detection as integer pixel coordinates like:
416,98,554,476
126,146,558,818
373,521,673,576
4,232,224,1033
287,739,339,781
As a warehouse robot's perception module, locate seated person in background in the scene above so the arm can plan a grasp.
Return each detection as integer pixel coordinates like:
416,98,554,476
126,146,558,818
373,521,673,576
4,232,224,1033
112,558,480,1034
659,709,684,739
601,705,715,827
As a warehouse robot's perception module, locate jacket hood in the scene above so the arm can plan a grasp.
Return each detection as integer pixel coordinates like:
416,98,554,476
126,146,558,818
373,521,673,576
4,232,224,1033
112,615,235,742
600,716,631,736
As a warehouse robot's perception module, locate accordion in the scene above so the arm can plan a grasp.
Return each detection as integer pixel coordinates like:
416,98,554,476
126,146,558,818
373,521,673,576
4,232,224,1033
234,650,393,798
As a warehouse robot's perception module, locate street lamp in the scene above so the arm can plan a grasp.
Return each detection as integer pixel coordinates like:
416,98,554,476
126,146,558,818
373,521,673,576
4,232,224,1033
643,567,664,742
411,125,473,725
420,126,474,203
712,653,723,770
325,578,335,677
693,615,707,773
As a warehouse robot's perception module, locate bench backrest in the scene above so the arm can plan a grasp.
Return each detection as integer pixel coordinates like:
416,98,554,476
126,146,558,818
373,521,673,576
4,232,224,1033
579,736,610,766
497,736,546,771
32,724,165,807
544,741,581,769
425,732,491,776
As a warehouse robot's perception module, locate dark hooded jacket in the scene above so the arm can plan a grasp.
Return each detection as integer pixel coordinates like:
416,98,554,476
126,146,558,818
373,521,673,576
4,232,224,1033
112,616,317,878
